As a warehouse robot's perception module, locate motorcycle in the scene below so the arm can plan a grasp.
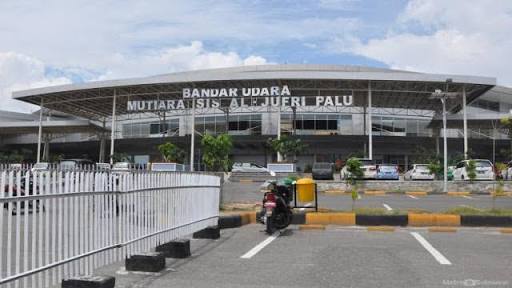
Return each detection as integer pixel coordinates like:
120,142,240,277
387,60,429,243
260,180,293,234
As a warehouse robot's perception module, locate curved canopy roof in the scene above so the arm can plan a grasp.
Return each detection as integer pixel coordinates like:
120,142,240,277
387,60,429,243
12,64,497,120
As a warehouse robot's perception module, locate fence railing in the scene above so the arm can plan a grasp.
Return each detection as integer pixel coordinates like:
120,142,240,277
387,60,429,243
0,170,220,288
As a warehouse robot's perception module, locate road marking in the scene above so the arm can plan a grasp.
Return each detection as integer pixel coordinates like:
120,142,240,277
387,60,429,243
240,232,279,259
410,232,452,265
462,195,473,199
383,203,393,211
407,195,418,199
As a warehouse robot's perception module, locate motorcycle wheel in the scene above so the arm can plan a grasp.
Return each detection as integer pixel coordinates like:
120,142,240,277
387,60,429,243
273,210,291,230
265,216,275,235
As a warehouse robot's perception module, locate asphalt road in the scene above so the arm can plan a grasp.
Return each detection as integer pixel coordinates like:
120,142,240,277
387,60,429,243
222,182,512,212
105,224,512,288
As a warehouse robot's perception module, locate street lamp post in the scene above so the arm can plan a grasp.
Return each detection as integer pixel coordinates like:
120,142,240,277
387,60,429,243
430,79,456,193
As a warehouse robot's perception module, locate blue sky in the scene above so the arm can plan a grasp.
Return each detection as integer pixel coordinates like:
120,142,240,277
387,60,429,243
0,0,511,112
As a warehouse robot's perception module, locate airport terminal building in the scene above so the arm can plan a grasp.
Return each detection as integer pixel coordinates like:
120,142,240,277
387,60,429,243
2,65,512,170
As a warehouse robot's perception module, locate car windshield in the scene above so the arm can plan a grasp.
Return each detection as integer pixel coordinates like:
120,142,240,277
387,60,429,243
475,160,492,167
415,165,429,171
33,163,49,170
379,165,396,171
152,163,173,171
60,161,76,169
113,163,130,169
314,163,331,169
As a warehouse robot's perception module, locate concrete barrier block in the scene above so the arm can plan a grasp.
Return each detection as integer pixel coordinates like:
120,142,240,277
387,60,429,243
329,213,356,225
408,213,460,227
356,215,408,226
291,212,306,224
218,215,242,229
461,215,512,227
125,252,166,272
193,225,220,239
155,239,191,258
62,275,115,288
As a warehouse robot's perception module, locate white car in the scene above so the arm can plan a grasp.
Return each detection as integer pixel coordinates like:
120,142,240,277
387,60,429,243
340,158,377,180
453,159,495,181
232,162,271,173
404,164,434,180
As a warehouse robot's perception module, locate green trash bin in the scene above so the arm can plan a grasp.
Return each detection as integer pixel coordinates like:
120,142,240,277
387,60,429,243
296,178,315,202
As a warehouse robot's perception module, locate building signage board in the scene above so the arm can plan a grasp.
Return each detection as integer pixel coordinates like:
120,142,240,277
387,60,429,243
127,85,353,112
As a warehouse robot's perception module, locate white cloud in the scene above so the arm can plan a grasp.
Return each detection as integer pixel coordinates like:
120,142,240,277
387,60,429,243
0,41,270,113
336,0,512,85
100,41,270,79
0,52,71,113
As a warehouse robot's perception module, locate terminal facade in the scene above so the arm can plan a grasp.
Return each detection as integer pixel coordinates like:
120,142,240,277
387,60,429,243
1,65,512,170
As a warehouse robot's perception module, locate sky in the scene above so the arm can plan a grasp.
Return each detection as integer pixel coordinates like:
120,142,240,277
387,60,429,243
1,0,511,112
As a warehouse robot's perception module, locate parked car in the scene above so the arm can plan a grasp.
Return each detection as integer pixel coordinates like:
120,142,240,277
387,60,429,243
96,163,111,171
112,162,132,172
453,159,495,180
150,162,185,172
404,164,434,180
59,159,95,170
312,162,334,180
376,164,399,180
340,158,377,180
232,162,271,173
31,162,50,172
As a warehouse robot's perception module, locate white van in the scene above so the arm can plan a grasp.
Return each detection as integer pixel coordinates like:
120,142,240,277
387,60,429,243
453,159,495,181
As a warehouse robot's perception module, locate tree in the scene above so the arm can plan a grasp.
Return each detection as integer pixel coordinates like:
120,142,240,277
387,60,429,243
427,160,443,180
466,159,477,182
201,133,233,172
267,135,307,162
344,157,364,211
157,142,186,163
111,152,130,163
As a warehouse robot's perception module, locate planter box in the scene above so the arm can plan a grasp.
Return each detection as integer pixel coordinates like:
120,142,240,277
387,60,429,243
267,163,295,173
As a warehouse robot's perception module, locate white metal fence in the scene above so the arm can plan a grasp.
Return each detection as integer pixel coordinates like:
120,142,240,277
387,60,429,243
0,170,220,287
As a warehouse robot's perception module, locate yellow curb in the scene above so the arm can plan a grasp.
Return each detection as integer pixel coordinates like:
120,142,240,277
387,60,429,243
447,191,470,196
491,192,512,197
306,212,355,225
323,189,347,194
364,190,386,196
406,191,427,196
239,212,257,224
299,224,326,230
367,226,395,232
408,213,461,227
429,227,457,233
239,179,253,183
499,228,512,234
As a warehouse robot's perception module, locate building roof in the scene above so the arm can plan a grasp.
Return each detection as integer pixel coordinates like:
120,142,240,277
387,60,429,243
12,64,498,120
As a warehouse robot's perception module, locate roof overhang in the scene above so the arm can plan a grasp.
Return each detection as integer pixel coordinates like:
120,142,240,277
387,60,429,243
12,65,497,120
0,120,108,134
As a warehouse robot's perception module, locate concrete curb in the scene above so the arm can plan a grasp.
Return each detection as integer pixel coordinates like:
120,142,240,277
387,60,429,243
320,190,512,196
220,212,512,228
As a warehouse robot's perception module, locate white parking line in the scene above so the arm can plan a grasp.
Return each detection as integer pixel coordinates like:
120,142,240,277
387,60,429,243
383,203,393,211
410,232,452,265
407,195,418,199
240,232,279,259
462,195,473,199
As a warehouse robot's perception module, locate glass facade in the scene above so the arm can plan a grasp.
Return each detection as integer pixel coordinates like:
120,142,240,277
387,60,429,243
372,116,432,137
122,119,179,138
281,113,353,135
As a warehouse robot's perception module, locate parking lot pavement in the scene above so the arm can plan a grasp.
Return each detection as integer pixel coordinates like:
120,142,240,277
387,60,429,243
221,181,512,212
110,225,511,288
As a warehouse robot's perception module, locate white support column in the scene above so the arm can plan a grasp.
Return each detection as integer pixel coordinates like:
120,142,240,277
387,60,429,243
442,97,448,193
462,85,468,159
190,99,196,171
277,96,282,162
36,98,44,163
368,81,373,160
109,90,117,165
